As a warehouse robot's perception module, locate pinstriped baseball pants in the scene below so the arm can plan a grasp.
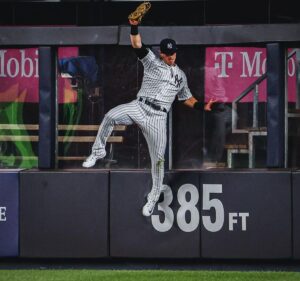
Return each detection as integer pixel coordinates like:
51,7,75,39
92,99,167,199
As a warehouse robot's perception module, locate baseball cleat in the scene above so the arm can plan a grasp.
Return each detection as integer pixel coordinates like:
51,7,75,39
82,150,106,168
142,198,158,217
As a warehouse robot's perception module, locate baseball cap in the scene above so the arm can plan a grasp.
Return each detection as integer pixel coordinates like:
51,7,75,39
160,38,178,55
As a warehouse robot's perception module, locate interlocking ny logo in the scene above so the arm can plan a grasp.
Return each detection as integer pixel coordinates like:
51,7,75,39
174,74,183,88
167,43,173,49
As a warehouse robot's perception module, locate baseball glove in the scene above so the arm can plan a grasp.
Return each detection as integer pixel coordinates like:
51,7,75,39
128,1,151,24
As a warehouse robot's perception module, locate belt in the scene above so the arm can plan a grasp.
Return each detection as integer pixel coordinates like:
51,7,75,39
138,97,167,113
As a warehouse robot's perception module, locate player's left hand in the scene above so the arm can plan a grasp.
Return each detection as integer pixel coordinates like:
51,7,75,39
129,19,139,26
204,98,218,111
128,1,151,24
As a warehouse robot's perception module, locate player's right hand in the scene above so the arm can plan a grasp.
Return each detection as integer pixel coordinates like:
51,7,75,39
204,98,218,111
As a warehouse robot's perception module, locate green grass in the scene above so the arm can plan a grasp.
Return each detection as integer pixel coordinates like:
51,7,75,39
0,270,300,281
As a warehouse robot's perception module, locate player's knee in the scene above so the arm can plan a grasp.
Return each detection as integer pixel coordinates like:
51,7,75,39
155,158,165,169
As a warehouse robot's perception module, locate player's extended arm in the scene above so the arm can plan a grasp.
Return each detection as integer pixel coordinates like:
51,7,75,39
128,1,151,49
183,96,217,111
129,19,149,60
129,19,142,49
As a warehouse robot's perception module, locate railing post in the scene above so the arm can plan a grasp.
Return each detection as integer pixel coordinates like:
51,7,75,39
253,84,259,128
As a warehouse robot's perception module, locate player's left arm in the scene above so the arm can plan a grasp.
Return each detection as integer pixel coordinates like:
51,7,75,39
129,19,151,62
178,73,217,111
183,96,217,111
129,19,142,49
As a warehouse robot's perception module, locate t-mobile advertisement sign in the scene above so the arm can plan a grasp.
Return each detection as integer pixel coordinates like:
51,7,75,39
0,47,78,103
205,47,297,102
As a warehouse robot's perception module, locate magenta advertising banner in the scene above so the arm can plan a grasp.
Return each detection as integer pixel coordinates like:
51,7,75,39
0,47,78,103
205,47,297,102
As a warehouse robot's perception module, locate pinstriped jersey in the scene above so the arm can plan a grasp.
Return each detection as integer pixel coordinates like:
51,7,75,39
137,49,192,112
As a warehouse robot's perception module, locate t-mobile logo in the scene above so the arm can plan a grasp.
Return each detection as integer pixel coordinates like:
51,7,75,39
214,52,233,78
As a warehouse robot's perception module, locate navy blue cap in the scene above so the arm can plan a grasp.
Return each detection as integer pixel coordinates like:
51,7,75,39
160,38,178,55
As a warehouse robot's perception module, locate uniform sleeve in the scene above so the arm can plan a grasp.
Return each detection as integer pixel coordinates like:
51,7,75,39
177,73,193,101
133,43,149,60
139,48,156,69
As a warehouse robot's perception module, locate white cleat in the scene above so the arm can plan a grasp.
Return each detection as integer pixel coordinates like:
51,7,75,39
82,150,106,168
142,198,158,217
147,184,168,201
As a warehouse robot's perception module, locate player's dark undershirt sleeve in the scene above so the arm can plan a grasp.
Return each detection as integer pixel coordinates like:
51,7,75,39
180,100,204,111
133,43,149,59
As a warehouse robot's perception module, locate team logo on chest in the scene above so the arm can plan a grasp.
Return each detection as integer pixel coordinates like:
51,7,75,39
173,74,183,88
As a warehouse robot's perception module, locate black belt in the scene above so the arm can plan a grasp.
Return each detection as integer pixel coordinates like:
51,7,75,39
138,97,167,113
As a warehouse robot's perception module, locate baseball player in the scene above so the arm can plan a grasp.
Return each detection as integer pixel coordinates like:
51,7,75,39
83,4,216,217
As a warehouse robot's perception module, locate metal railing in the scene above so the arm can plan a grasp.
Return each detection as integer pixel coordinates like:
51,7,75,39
232,74,266,133
232,48,298,134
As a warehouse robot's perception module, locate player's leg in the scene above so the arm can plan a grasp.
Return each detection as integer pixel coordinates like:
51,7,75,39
141,115,167,216
83,100,142,168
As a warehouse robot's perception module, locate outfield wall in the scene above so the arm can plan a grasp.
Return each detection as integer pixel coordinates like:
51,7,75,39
0,169,298,259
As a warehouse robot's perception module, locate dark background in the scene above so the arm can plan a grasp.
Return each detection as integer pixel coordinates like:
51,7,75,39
1,0,300,26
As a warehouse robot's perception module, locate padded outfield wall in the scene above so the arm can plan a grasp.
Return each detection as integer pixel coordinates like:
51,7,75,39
0,169,298,259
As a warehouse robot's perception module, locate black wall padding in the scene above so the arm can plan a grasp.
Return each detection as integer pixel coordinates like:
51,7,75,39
292,172,300,259
38,47,56,169
266,43,285,168
200,171,292,259
20,170,109,258
0,171,19,257
110,171,200,258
